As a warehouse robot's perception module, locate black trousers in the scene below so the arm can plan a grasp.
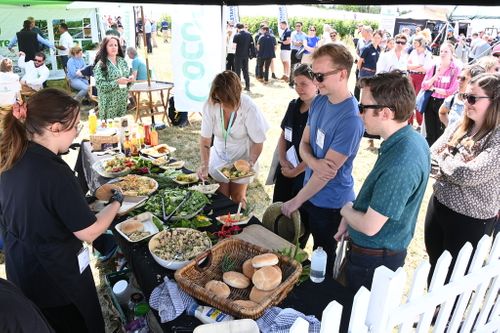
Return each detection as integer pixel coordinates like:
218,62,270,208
302,201,342,275
424,97,445,146
42,303,88,333
146,33,152,53
257,57,272,81
354,69,360,101
289,49,300,86
424,195,496,284
226,53,235,72
234,56,250,89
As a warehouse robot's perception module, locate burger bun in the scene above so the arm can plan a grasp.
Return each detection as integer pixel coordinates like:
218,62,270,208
120,220,144,235
234,160,251,173
249,286,276,303
222,271,250,289
252,265,282,291
251,253,279,268
242,258,256,279
205,280,231,299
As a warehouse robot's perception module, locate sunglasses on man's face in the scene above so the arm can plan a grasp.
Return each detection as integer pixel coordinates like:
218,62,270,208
309,29,316,31
34,58,44,63
460,93,491,105
358,103,389,114
395,40,406,45
309,68,342,82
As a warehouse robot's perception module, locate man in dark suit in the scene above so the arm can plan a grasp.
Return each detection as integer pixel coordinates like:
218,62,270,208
233,23,253,92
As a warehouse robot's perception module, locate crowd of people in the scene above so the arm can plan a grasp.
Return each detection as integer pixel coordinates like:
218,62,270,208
0,14,499,333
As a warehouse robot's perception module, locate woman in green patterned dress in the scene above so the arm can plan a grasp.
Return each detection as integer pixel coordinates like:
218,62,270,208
94,36,133,119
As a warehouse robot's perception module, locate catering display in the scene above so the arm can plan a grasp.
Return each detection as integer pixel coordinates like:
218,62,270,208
174,238,302,319
115,212,162,242
148,228,212,270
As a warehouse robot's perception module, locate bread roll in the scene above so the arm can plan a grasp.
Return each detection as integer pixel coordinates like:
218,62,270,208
95,184,122,201
233,299,259,308
120,220,144,235
222,271,250,289
205,280,230,299
242,258,256,279
252,253,279,268
234,160,251,173
252,265,282,291
249,286,275,303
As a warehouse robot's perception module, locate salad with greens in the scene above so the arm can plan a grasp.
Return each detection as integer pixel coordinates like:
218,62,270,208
144,188,210,219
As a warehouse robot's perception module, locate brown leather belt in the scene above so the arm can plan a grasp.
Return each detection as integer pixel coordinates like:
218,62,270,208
350,242,401,257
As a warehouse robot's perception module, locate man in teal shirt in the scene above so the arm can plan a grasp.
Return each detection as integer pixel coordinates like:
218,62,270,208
127,47,147,81
335,71,430,293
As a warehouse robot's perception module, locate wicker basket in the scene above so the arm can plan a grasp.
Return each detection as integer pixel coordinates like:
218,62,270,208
174,237,302,319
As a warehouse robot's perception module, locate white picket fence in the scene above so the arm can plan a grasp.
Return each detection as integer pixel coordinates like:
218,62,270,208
294,233,500,332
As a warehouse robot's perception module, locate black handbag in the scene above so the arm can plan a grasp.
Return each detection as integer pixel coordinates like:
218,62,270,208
248,41,257,59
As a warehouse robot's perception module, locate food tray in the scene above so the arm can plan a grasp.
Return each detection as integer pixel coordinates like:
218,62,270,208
215,213,253,226
108,175,159,197
90,196,148,216
174,238,302,319
92,157,135,178
216,163,256,181
172,173,199,185
115,212,162,243
140,144,176,158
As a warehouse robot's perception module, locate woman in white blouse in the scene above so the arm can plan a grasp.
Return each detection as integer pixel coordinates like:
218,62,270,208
198,71,269,205
0,58,21,107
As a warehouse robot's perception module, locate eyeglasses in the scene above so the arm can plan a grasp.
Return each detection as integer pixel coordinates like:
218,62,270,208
457,76,468,82
395,40,406,45
330,34,337,37
358,103,390,114
460,93,491,105
309,68,342,82
309,29,316,32
493,54,500,58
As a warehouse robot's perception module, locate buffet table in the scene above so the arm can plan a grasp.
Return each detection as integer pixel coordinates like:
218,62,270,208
77,144,354,332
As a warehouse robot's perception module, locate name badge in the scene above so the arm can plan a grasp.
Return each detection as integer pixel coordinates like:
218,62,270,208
316,129,325,150
284,127,292,142
77,246,90,274
441,76,451,84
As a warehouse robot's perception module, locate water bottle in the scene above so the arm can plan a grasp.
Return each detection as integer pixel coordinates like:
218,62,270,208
310,246,327,283
186,302,234,324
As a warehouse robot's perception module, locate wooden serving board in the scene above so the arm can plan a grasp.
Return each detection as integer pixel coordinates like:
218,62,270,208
233,224,295,251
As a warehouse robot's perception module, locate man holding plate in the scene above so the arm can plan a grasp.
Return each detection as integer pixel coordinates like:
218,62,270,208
197,71,269,206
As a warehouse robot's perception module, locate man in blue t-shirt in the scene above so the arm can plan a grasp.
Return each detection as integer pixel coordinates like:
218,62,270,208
278,21,292,82
127,47,147,80
334,71,430,293
282,44,364,274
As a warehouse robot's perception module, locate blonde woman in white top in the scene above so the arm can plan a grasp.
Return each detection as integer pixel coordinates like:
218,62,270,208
198,71,269,206
0,58,21,107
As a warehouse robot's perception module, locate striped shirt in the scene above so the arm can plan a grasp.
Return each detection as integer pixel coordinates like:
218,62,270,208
421,61,460,99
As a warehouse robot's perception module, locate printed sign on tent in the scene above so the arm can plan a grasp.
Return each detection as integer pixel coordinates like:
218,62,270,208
172,6,223,112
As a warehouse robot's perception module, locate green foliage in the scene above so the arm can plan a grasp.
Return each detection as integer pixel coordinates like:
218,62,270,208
240,16,379,38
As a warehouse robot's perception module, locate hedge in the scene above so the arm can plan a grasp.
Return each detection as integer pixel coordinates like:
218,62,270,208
241,16,379,38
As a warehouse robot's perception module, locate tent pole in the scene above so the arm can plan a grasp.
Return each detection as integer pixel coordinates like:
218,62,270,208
140,5,155,125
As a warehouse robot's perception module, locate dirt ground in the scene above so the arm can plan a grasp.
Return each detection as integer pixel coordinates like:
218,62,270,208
0,36,434,331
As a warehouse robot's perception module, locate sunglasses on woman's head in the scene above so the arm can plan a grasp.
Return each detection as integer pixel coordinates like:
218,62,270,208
309,68,342,82
460,93,491,105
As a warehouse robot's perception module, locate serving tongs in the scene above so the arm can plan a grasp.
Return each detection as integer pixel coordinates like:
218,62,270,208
161,191,193,224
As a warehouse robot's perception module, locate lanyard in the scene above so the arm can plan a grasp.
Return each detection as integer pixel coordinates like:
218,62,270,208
220,106,235,150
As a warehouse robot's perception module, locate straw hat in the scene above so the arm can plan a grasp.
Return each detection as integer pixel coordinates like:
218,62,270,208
261,202,304,244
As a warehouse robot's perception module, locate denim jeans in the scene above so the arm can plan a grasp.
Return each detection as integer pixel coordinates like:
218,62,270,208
346,245,406,293
302,201,342,275
70,78,89,101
